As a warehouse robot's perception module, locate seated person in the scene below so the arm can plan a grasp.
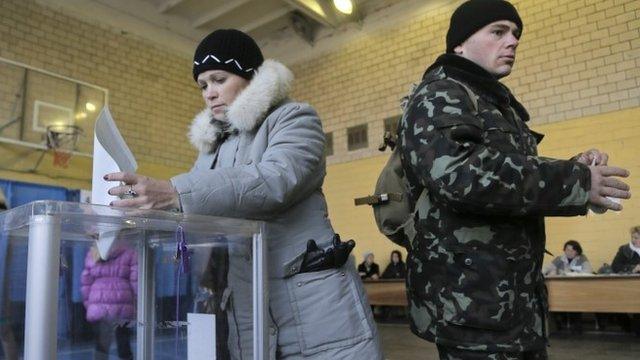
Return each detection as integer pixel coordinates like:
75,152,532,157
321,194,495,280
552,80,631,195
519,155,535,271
543,240,593,276
611,226,640,274
611,226,640,336
543,240,592,333
380,250,407,320
358,252,380,280
381,250,406,279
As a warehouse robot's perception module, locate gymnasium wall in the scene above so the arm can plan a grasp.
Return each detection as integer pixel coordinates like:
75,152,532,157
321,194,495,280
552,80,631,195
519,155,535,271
1,0,638,271
288,0,640,269
0,0,200,190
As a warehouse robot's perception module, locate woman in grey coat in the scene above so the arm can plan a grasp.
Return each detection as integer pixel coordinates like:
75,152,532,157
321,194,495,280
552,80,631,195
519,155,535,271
105,29,382,359
542,240,593,332
542,240,593,276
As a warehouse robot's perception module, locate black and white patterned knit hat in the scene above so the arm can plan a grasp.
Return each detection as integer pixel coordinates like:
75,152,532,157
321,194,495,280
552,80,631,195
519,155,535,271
192,29,264,81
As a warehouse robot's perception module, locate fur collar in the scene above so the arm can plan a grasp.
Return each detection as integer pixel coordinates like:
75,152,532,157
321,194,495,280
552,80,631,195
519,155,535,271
188,59,294,153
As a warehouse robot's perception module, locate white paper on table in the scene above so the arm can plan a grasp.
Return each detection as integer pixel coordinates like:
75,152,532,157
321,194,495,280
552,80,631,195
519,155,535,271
188,313,217,360
91,106,138,259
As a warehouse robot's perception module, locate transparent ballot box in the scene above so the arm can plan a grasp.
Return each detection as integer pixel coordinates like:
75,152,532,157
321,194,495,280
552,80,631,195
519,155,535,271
0,201,267,360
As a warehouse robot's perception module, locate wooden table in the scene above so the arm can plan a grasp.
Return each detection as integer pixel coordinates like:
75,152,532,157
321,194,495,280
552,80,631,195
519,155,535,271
363,275,640,313
363,279,407,306
546,274,640,313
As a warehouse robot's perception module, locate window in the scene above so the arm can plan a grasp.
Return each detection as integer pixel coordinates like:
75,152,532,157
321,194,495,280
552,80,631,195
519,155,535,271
383,115,401,136
347,124,368,151
324,132,334,157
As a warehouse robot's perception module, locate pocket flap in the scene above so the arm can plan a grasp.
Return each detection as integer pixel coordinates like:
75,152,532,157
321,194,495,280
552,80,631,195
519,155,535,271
286,267,373,355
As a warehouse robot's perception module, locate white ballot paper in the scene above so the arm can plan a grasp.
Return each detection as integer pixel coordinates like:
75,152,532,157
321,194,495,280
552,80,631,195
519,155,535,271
91,106,138,259
188,313,217,360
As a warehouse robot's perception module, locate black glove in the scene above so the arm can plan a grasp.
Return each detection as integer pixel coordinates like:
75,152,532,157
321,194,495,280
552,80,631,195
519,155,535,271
299,234,355,273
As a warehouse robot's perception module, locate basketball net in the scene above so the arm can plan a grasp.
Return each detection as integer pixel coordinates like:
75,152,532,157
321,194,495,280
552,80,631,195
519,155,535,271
46,125,82,168
52,148,73,168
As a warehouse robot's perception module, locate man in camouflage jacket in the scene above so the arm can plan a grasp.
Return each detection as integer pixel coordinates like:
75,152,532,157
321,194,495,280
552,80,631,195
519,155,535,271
398,1,631,358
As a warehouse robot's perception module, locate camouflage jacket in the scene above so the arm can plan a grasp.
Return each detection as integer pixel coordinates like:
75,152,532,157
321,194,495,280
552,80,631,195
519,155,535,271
398,54,591,352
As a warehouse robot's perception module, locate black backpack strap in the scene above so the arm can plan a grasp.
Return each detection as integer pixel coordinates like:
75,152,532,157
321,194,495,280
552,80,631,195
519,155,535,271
354,192,403,206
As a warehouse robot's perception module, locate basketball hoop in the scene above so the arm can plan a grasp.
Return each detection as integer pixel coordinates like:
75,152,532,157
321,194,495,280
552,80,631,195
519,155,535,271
46,124,83,168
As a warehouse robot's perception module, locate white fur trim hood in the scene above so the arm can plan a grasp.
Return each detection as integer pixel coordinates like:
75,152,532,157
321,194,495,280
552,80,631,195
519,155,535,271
188,59,294,153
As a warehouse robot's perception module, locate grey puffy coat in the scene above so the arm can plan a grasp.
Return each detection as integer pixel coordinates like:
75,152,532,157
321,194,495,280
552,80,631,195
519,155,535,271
543,254,593,275
171,60,381,359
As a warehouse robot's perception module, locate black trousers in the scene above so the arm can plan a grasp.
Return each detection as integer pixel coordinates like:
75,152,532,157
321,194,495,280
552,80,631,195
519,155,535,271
95,321,133,360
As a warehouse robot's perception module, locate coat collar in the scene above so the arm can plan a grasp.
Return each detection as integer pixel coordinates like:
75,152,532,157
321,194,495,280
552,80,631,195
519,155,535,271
628,242,640,258
188,59,294,153
425,54,530,122
620,244,639,259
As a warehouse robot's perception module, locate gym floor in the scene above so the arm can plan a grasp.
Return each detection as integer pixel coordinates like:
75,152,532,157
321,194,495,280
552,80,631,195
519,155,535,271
379,323,640,360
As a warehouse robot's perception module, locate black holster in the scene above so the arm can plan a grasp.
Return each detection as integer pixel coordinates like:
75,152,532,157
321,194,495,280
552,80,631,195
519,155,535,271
298,234,355,274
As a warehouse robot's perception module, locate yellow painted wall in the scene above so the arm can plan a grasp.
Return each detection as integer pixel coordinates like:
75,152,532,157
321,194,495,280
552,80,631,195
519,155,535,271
295,0,640,272
322,151,402,267
1,0,638,274
291,0,640,165
534,107,640,270
324,107,640,271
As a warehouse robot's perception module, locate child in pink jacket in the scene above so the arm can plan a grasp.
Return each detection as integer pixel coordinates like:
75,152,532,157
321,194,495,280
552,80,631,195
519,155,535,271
81,245,137,360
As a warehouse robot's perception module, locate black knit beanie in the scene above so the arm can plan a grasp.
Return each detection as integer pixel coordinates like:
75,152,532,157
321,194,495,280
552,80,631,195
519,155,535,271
446,0,523,53
192,29,264,82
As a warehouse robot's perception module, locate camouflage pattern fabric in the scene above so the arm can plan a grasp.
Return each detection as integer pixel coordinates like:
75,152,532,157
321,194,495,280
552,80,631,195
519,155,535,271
398,55,591,353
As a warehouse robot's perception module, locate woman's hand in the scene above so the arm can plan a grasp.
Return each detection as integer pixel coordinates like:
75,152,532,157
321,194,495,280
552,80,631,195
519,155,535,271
104,172,180,210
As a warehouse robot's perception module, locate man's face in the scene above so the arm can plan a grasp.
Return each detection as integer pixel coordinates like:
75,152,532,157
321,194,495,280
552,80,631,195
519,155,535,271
454,20,521,79
197,69,250,121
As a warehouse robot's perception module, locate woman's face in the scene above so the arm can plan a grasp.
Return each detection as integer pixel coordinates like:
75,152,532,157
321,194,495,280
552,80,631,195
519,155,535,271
564,245,577,260
391,252,400,263
366,254,374,265
197,70,249,121
632,231,640,247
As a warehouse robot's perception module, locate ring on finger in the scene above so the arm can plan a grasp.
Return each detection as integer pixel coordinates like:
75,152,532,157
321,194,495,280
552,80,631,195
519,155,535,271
125,184,137,197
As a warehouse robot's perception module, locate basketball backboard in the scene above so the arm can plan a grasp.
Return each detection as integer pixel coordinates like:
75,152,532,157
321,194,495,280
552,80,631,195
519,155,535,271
0,57,108,157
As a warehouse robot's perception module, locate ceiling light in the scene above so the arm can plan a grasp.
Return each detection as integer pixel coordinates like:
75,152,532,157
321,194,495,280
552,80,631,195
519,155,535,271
333,0,353,15
75,112,87,120
52,120,69,128
85,102,96,112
